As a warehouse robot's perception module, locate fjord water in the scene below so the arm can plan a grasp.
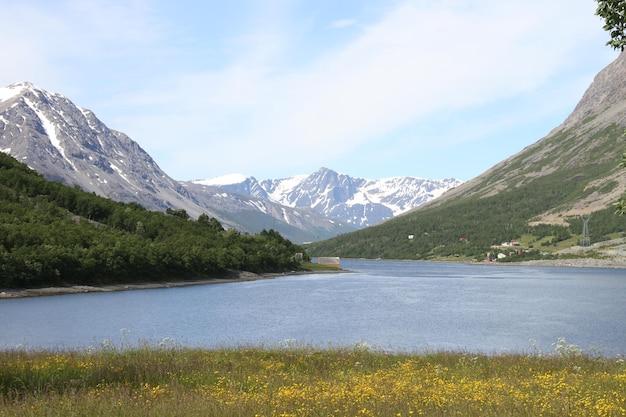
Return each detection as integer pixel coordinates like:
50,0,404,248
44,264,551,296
1,260,625,355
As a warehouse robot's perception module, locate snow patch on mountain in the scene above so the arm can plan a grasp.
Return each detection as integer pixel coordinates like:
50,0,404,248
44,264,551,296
246,199,268,214
265,174,308,200
23,96,78,172
194,173,249,186
0,83,26,102
109,163,135,187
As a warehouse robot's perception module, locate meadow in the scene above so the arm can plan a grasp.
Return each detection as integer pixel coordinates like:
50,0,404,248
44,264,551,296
1,340,625,417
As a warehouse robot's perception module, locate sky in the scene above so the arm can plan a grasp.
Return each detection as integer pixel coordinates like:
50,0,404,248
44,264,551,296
0,0,620,182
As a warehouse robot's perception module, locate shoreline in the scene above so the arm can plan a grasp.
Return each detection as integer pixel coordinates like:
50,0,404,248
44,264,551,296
0,269,344,299
2,256,625,299
475,258,626,269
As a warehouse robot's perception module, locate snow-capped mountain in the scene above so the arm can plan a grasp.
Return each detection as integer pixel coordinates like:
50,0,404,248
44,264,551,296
193,167,463,227
0,82,203,215
0,82,353,243
195,173,272,200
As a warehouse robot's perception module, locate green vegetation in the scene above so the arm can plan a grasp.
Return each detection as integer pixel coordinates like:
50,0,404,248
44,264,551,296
1,344,624,416
614,133,626,215
0,152,308,289
307,123,626,261
596,0,626,51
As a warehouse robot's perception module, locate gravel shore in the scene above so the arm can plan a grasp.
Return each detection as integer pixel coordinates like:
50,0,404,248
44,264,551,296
494,257,626,269
499,237,626,269
0,270,334,299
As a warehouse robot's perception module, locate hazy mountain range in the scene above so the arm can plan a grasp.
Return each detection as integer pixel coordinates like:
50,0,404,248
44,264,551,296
0,82,460,243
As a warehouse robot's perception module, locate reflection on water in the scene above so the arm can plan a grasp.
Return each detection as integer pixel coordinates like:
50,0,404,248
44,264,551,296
1,260,625,355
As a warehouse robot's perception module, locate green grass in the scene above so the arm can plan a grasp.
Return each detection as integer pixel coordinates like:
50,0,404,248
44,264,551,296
1,344,624,416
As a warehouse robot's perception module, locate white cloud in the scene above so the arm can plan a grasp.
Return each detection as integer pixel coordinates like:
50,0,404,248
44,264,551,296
0,0,166,98
0,0,617,180
136,0,606,179
330,19,356,29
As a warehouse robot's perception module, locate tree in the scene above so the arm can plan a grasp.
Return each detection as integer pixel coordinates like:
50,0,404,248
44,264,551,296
166,207,190,220
595,0,626,51
197,213,225,232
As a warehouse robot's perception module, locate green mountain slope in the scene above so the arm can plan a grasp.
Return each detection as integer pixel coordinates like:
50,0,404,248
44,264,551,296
0,152,308,289
307,53,626,261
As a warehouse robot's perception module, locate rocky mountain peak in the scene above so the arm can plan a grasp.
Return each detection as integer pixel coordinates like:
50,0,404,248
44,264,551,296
197,168,462,228
421,52,626,226
0,81,37,98
562,51,626,130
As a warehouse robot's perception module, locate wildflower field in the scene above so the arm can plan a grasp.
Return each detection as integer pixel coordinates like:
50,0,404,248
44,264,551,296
1,344,624,417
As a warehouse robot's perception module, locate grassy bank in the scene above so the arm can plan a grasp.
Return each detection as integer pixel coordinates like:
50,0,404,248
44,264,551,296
1,344,624,416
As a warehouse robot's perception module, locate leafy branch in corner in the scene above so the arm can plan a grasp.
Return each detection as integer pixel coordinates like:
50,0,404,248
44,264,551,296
595,0,626,51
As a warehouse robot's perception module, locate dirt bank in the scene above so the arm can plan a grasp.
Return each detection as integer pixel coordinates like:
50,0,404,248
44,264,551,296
495,258,626,268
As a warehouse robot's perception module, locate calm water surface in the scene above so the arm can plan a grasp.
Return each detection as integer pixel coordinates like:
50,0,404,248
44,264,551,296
1,260,625,355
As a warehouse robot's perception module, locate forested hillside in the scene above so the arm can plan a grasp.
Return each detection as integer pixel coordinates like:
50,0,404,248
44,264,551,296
0,152,308,289
306,174,624,261
306,123,626,261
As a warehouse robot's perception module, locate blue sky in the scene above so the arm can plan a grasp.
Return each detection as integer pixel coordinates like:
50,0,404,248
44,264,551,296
0,0,619,182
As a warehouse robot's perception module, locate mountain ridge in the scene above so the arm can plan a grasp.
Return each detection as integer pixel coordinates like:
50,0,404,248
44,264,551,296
192,167,462,227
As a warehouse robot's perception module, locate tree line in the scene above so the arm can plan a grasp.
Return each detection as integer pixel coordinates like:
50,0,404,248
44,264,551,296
0,152,308,289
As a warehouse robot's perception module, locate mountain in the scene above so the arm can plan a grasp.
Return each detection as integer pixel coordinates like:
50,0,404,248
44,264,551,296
307,52,626,260
193,174,273,200
427,51,626,216
0,82,353,243
0,82,205,215
191,168,462,227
